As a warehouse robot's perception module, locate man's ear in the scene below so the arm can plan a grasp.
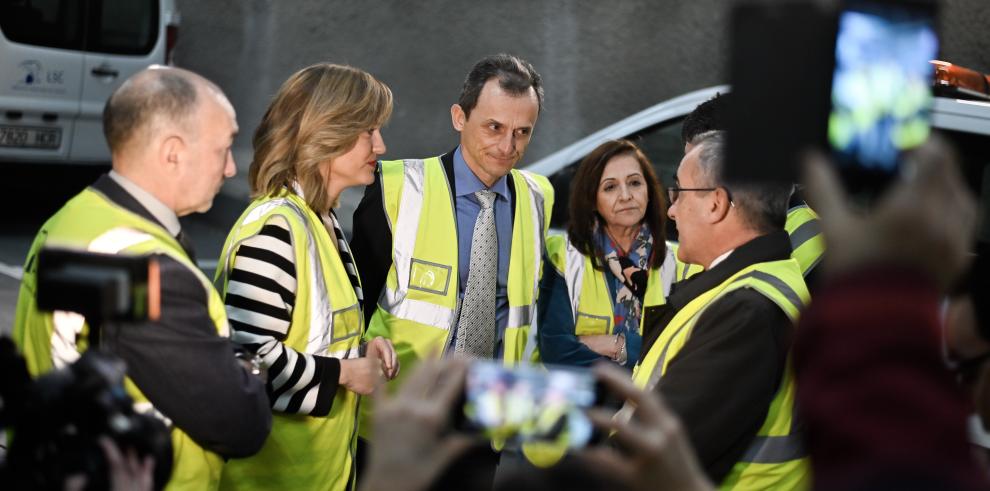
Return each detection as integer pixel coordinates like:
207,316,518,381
709,187,733,224
160,134,185,174
451,104,466,132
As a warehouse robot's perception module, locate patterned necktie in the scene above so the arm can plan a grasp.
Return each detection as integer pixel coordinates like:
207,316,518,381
454,190,498,358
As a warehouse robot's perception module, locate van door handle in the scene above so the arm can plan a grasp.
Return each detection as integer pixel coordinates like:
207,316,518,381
91,65,119,78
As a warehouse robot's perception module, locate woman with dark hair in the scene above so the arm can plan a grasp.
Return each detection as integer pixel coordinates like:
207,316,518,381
537,139,683,368
214,63,398,491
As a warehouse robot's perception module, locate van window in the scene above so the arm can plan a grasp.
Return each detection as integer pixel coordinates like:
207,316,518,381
0,0,84,50
89,0,159,56
0,0,159,55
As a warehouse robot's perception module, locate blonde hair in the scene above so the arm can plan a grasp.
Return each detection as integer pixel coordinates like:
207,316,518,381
249,63,393,212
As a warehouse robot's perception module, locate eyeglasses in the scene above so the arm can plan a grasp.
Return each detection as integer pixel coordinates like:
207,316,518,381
667,186,716,203
667,186,735,205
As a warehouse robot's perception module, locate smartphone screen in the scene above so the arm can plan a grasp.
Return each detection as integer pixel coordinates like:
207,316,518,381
460,361,599,449
829,0,938,196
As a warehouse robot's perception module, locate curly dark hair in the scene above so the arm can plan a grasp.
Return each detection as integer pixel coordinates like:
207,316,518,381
566,139,667,270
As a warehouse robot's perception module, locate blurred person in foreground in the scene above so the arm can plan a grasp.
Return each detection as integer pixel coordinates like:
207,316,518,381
538,139,683,368
632,130,810,488
796,138,986,490
213,63,398,491
11,66,271,490
358,357,713,491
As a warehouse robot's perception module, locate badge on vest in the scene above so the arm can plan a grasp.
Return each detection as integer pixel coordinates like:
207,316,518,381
575,312,611,336
409,258,452,296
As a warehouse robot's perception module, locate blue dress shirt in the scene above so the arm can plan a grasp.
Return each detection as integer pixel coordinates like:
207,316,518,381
450,146,513,357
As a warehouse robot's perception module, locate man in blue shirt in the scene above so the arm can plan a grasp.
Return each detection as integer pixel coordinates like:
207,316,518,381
351,54,552,488
352,54,549,360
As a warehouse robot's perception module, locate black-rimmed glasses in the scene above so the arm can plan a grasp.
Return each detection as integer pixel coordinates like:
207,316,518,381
666,186,735,205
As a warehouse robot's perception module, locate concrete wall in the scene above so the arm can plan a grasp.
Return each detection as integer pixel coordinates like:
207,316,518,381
173,0,990,217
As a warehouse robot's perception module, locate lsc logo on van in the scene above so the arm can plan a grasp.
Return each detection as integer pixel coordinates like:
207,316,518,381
14,60,66,94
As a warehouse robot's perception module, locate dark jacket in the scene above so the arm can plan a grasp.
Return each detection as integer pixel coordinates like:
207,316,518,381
88,175,271,458
639,231,796,483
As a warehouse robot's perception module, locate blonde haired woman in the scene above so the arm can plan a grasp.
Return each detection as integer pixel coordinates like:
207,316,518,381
215,63,398,491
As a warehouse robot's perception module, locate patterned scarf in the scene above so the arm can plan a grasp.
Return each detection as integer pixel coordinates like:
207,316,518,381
599,223,652,336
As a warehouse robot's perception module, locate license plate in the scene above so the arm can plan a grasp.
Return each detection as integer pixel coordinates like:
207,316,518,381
0,125,62,149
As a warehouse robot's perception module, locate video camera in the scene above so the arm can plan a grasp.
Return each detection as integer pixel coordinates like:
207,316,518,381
2,246,172,490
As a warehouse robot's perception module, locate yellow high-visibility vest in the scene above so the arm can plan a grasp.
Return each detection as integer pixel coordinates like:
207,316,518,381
633,259,811,491
13,187,229,491
785,205,825,277
214,191,362,491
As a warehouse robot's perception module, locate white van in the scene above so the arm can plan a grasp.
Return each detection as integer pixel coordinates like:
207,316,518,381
0,0,179,165
526,84,990,244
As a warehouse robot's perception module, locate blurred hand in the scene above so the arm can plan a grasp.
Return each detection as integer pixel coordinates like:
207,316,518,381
580,363,713,491
366,336,399,380
802,137,977,293
359,357,474,491
100,437,154,491
63,438,155,491
339,356,385,396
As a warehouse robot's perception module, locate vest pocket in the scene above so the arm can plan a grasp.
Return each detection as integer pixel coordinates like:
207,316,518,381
328,304,361,357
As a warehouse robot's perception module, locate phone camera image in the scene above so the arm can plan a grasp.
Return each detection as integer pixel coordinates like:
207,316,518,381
829,1,938,185
462,361,597,449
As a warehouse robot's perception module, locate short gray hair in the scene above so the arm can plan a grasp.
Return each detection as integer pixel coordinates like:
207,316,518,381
689,130,791,234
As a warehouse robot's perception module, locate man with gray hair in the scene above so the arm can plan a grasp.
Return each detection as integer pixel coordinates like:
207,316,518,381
629,130,811,489
13,66,271,489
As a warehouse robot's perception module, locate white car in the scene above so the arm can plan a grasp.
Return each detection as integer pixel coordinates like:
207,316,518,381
0,0,180,165
526,84,990,243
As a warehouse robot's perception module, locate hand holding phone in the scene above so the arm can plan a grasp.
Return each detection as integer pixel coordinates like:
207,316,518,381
829,0,939,200
726,0,939,203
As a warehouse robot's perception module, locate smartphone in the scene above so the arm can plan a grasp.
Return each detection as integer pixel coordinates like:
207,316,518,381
455,361,603,450
725,0,938,200
828,0,938,199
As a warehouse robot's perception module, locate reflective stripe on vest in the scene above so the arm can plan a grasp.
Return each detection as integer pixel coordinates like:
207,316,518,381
786,205,825,277
378,159,458,330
